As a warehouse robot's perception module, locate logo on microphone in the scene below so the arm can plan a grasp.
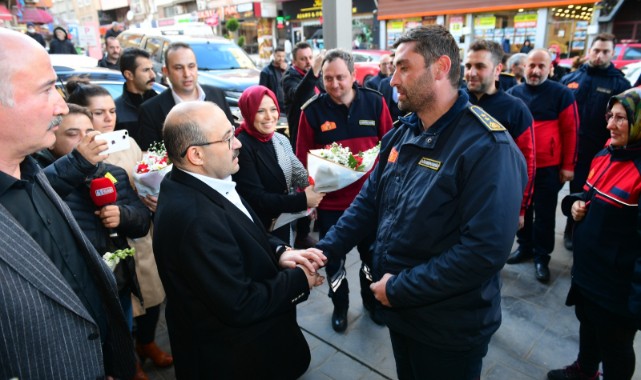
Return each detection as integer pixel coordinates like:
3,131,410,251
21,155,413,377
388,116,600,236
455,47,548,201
95,188,115,197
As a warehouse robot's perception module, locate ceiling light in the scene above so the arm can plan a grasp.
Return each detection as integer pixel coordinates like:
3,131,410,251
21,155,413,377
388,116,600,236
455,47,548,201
568,4,573,8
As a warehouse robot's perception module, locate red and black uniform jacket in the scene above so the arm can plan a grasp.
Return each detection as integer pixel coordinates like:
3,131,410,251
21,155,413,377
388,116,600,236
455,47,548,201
468,88,535,215
508,80,579,171
561,142,641,320
296,85,393,211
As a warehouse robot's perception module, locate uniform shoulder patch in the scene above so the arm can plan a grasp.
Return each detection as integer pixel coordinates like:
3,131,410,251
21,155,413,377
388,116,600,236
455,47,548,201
301,94,321,110
469,105,506,132
500,72,515,78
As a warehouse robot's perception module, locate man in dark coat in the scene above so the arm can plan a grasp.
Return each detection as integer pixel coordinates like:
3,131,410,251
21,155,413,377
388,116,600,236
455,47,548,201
0,28,135,379
49,26,77,54
259,46,287,112
138,42,234,151
26,22,45,47
154,101,326,379
97,37,121,71
560,33,631,250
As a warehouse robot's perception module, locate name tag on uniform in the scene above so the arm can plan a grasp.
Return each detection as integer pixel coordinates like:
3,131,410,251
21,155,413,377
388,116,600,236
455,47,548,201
321,121,337,132
359,120,376,126
418,157,441,171
596,87,612,94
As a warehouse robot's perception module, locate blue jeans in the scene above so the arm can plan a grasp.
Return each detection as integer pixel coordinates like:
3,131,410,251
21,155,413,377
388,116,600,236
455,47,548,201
389,330,489,380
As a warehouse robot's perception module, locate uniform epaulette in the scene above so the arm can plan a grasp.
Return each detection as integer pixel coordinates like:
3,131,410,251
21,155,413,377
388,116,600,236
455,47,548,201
499,72,515,78
359,86,383,96
469,105,506,132
301,94,321,110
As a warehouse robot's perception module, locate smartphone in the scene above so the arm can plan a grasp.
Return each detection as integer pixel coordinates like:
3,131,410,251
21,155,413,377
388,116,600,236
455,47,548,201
95,130,130,155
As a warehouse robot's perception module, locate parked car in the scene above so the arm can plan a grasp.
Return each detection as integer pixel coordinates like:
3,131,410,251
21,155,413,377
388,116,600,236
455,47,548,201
621,61,641,87
118,28,260,120
558,42,641,70
352,49,392,85
55,67,166,100
50,54,99,71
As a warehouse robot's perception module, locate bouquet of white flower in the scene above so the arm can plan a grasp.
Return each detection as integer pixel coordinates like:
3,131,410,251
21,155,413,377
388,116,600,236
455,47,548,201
307,142,380,192
133,142,172,197
102,247,136,271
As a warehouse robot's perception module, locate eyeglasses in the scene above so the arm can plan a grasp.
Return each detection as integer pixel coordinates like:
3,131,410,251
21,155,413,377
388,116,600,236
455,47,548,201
180,126,235,157
605,112,627,127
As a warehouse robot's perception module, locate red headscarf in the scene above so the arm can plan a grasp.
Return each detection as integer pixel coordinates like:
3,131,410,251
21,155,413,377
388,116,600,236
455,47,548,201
236,85,280,143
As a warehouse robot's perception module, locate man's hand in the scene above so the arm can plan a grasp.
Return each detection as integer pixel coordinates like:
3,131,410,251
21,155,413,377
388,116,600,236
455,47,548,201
571,200,588,222
370,273,393,307
518,215,525,229
312,50,325,77
76,130,109,165
297,264,325,289
95,205,121,228
560,169,574,183
279,248,326,274
140,194,158,213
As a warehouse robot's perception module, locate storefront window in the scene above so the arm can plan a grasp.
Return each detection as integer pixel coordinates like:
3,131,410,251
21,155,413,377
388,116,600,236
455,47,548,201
547,5,593,59
472,11,536,54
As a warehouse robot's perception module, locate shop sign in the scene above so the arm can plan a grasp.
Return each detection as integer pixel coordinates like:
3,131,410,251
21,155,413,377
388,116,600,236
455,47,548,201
514,13,537,28
284,0,375,21
450,16,464,34
475,16,496,30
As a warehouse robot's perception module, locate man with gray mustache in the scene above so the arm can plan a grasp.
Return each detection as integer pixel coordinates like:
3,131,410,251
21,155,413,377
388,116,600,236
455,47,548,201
0,29,136,379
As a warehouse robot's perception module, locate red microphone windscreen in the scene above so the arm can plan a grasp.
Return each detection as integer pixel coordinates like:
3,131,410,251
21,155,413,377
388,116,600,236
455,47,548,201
90,177,117,207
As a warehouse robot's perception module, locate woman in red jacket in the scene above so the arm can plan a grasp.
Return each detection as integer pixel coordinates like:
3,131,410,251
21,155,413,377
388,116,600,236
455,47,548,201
549,88,641,380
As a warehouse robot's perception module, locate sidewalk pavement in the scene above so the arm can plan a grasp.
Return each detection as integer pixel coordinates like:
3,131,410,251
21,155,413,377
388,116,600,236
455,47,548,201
145,185,641,379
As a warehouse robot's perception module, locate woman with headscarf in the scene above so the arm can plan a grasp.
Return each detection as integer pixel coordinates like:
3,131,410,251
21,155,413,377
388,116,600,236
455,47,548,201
548,88,641,380
548,44,569,82
233,85,325,245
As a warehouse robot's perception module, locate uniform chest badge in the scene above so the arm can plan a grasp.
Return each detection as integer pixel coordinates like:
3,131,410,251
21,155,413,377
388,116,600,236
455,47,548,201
568,82,579,89
418,157,441,171
587,168,595,181
388,147,399,163
359,120,376,126
321,121,337,132
596,87,612,94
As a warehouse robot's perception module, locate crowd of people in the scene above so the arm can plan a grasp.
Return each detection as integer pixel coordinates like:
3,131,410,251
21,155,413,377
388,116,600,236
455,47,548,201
1,21,640,380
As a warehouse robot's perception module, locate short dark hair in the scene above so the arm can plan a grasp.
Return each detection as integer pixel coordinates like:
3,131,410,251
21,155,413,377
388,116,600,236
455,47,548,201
592,33,616,47
105,36,119,46
393,25,461,88
274,47,285,54
469,40,505,66
164,42,193,67
119,47,150,76
292,42,311,60
163,114,208,166
66,82,111,106
66,103,93,121
322,49,354,74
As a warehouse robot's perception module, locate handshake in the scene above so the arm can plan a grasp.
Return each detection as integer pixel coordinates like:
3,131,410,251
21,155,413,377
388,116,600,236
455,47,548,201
278,248,327,289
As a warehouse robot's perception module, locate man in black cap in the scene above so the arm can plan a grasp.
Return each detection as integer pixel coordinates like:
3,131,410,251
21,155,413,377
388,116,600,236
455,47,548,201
26,22,46,48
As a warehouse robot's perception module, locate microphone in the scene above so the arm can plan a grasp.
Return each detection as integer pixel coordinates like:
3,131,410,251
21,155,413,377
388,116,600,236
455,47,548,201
90,177,118,238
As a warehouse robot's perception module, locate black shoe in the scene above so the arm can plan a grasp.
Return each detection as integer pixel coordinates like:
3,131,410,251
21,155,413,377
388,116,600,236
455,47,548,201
331,307,348,332
506,247,533,264
535,262,550,283
547,361,599,379
563,233,573,251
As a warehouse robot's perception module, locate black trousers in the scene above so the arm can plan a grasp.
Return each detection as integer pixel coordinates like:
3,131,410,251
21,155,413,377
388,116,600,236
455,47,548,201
573,291,637,380
389,330,488,380
134,304,161,344
317,209,375,310
516,166,564,264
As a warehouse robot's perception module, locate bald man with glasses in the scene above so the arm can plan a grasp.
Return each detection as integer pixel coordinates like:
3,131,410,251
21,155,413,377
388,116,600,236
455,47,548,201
153,101,327,378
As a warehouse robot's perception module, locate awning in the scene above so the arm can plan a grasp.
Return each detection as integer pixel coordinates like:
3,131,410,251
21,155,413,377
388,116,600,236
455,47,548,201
378,0,596,19
0,4,12,21
18,7,54,24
